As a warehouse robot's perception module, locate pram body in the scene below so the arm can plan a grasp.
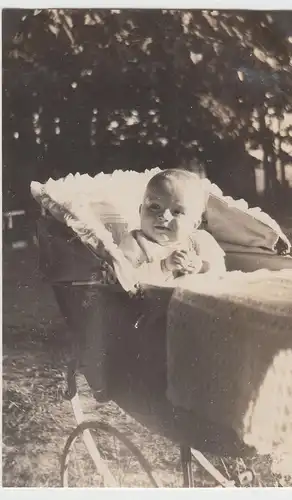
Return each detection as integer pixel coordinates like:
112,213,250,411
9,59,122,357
32,171,292,487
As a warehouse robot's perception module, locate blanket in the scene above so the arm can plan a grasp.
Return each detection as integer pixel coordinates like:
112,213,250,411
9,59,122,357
166,269,292,470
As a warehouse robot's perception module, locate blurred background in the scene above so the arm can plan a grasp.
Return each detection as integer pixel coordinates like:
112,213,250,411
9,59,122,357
2,8,292,247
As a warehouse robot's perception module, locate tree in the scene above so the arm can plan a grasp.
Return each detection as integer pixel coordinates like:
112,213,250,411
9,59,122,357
3,9,292,209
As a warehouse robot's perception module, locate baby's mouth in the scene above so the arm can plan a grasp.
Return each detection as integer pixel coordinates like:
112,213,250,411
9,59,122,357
154,225,171,231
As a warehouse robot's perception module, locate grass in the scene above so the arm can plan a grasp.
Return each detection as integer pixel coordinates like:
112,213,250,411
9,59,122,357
2,239,292,488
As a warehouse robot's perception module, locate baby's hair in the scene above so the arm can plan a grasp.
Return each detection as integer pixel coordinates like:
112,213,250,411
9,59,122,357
147,168,198,186
146,168,208,213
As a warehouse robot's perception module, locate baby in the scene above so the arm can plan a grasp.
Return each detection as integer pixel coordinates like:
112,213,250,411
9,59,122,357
119,169,226,285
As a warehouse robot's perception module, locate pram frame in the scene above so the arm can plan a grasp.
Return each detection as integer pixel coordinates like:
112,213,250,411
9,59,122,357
54,279,253,489
36,214,292,488
60,356,160,487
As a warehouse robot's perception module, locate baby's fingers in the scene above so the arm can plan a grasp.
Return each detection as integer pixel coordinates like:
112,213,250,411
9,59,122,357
172,255,186,267
172,256,184,265
173,251,188,262
175,250,187,257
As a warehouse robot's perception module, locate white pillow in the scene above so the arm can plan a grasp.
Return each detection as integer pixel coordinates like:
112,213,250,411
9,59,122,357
202,178,290,251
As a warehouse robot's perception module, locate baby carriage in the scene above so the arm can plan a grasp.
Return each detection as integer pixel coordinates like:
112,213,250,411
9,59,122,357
31,169,292,487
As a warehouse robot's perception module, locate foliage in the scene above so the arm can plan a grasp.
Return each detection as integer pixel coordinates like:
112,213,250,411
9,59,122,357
3,9,292,207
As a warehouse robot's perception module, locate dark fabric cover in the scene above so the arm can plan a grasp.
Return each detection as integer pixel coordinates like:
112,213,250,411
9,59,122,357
37,216,103,282
166,272,292,452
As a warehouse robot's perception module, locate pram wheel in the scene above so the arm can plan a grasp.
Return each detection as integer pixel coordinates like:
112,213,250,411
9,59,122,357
60,420,160,487
180,447,256,488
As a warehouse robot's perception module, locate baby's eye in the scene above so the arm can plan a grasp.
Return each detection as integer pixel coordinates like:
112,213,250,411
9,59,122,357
173,209,185,216
149,203,161,211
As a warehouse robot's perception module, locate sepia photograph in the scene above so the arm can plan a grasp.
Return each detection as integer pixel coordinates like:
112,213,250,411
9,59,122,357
2,8,292,489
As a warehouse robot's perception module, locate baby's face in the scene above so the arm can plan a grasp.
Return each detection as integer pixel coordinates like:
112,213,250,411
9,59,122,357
140,180,203,245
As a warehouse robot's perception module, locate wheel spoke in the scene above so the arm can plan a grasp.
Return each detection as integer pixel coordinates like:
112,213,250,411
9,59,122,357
191,448,235,487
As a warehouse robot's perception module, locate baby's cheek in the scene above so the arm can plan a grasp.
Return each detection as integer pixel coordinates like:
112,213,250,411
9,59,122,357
180,215,192,227
177,219,192,236
142,213,153,225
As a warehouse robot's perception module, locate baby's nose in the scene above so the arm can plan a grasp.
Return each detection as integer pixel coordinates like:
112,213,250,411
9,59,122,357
161,209,173,221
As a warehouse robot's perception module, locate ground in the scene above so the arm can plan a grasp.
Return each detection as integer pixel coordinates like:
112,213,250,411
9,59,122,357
2,218,292,487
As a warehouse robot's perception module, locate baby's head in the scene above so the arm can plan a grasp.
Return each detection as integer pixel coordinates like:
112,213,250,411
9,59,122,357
140,169,207,245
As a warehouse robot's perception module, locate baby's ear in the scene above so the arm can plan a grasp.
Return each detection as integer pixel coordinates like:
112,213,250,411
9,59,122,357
195,217,202,230
198,213,208,230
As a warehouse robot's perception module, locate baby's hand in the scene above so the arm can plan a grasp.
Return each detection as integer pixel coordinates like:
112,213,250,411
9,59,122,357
162,250,202,275
177,250,203,275
162,250,188,273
